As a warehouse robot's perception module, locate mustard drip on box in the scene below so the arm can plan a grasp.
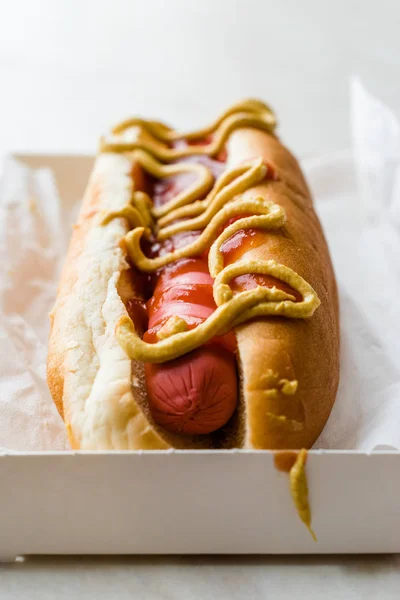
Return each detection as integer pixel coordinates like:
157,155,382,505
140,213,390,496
290,450,317,541
100,98,319,539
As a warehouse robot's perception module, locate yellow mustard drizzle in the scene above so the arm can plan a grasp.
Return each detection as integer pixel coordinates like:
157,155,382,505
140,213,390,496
124,195,284,272
100,99,321,364
290,449,317,541
100,99,276,163
125,149,215,218
156,315,189,340
103,189,154,231
157,158,268,234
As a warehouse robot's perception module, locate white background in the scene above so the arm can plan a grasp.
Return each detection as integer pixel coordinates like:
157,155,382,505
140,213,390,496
1,0,400,157
1,0,400,597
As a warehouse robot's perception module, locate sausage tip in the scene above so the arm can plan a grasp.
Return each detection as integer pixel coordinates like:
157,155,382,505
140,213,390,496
145,345,238,435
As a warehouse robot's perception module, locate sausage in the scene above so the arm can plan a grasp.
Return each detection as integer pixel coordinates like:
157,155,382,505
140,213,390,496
145,345,238,435
143,256,238,434
137,144,240,435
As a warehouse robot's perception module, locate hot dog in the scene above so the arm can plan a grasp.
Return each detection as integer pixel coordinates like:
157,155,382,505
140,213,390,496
47,99,339,453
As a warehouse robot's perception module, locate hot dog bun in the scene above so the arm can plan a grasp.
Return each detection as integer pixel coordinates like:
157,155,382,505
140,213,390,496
47,104,339,450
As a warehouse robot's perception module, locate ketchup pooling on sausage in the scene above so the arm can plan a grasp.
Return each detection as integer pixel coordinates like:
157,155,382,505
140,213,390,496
139,140,299,435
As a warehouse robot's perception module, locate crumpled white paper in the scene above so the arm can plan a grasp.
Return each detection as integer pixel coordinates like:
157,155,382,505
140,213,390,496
0,80,399,451
312,78,400,450
0,159,70,450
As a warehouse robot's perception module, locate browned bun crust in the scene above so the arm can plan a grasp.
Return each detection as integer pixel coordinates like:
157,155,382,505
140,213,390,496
47,123,339,450
227,128,339,449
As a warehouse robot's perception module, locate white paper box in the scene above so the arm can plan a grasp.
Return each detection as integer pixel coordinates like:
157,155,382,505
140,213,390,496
1,450,400,558
1,154,399,559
